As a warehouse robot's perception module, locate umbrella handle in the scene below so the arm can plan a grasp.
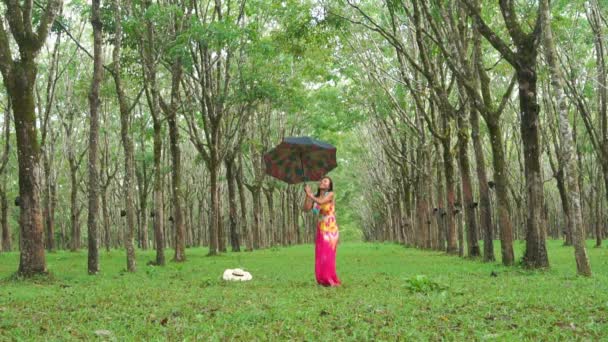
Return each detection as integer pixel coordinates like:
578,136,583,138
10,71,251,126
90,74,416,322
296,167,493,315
300,151,306,182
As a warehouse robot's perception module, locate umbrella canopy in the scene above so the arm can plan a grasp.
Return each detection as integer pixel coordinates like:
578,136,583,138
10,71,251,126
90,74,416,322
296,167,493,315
263,136,337,184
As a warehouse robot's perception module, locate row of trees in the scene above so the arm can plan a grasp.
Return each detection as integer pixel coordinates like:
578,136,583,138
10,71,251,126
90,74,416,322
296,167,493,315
343,0,607,276
0,0,344,276
2,0,607,278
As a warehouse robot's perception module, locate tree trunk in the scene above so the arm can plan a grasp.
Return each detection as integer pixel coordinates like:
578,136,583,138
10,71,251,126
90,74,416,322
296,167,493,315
486,120,515,266
9,63,47,275
0,185,9,251
251,187,262,250
87,0,102,274
236,159,251,251
112,0,136,272
441,137,458,254
471,108,494,261
141,0,165,265
165,66,186,262
218,179,226,253
457,113,481,257
517,52,549,269
0,0,59,277
102,189,111,252
541,0,590,275
208,158,220,255
225,158,241,252
554,168,573,245
69,166,79,251
264,187,275,247
42,155,55,252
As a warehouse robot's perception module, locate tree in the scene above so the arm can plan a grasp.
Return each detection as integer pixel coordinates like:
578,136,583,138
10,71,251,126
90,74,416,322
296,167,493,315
183,0,247,255
0,97,10,252
138,0,165,265
463,0,548,268
0,0,62,276
540,0,590,276
111,0,138,272
87,0,104,274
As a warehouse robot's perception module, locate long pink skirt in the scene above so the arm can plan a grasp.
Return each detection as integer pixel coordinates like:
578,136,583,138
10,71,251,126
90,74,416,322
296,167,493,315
315,227,341,286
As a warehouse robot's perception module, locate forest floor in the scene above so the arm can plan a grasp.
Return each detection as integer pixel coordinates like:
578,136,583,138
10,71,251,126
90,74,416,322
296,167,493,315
1,240,607,340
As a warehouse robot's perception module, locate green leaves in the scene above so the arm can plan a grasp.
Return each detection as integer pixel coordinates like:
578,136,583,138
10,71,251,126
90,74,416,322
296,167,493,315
404,275,448,295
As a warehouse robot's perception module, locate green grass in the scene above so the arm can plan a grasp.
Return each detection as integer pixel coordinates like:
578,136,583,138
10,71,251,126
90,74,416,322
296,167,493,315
1,240,607,341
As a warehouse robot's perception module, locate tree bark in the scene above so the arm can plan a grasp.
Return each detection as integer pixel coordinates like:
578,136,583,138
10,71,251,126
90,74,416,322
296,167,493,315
518,51,549,269
0,97,11,252
69,162,79,251
236,157,251,251
0,0,61,275
457,112,481,257
264,186,275,246
87,0,102,273
208,157,221,255
470,108,494,261
161,60,186,262
102,189,111,252
441,135,458,254
140,0,165,265
541,0,590,275
112,0,136,272
225,157,241,252
250,186,262,250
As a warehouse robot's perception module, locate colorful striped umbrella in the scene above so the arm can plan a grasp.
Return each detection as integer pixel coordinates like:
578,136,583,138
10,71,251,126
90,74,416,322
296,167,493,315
263,137,337,184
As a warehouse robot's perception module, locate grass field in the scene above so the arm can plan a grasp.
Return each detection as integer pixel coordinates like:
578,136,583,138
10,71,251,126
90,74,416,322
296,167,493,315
1,240,607,341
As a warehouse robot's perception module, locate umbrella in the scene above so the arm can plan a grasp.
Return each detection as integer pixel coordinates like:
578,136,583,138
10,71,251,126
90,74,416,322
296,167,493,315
263,136,337,184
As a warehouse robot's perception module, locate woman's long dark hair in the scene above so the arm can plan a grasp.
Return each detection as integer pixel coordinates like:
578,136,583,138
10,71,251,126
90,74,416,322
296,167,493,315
315,177,333,197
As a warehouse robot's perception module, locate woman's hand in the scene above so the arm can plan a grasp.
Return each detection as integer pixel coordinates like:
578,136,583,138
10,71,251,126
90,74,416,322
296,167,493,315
304,184,312,196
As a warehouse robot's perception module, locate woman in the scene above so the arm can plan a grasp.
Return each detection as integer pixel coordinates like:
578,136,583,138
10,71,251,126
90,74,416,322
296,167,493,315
303,177,341,287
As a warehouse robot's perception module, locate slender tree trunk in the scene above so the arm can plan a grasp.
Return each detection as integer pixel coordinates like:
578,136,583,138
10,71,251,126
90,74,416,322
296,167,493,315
236,159,251,251
1,103,13,253
251,187,262,250
141,0,165,265
281,190,288,245
541,0,590,275
102,189,111,252
457,112,481,257
589,2,608,248
112,0,136,272
554,168,573,245
218,179,227,253
225,158,240,252
43,156,55,252
208,158,220,255
596,183,602,247
69,166,79,251
164,63,186,262
471,108,494,261
0,185,9,251
264,187,275,247
486,121,515,266
441,137,458,254
87,0,102,273
292,193,300,244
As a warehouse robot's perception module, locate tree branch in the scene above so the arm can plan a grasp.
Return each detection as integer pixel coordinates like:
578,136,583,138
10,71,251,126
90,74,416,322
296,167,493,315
461,0,518,67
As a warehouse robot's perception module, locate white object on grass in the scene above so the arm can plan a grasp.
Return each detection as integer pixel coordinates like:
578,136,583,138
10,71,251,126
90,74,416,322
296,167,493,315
222,268,252,281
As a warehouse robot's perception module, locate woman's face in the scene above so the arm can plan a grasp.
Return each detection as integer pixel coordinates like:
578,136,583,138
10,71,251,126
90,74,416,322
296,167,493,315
319,178,331,190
